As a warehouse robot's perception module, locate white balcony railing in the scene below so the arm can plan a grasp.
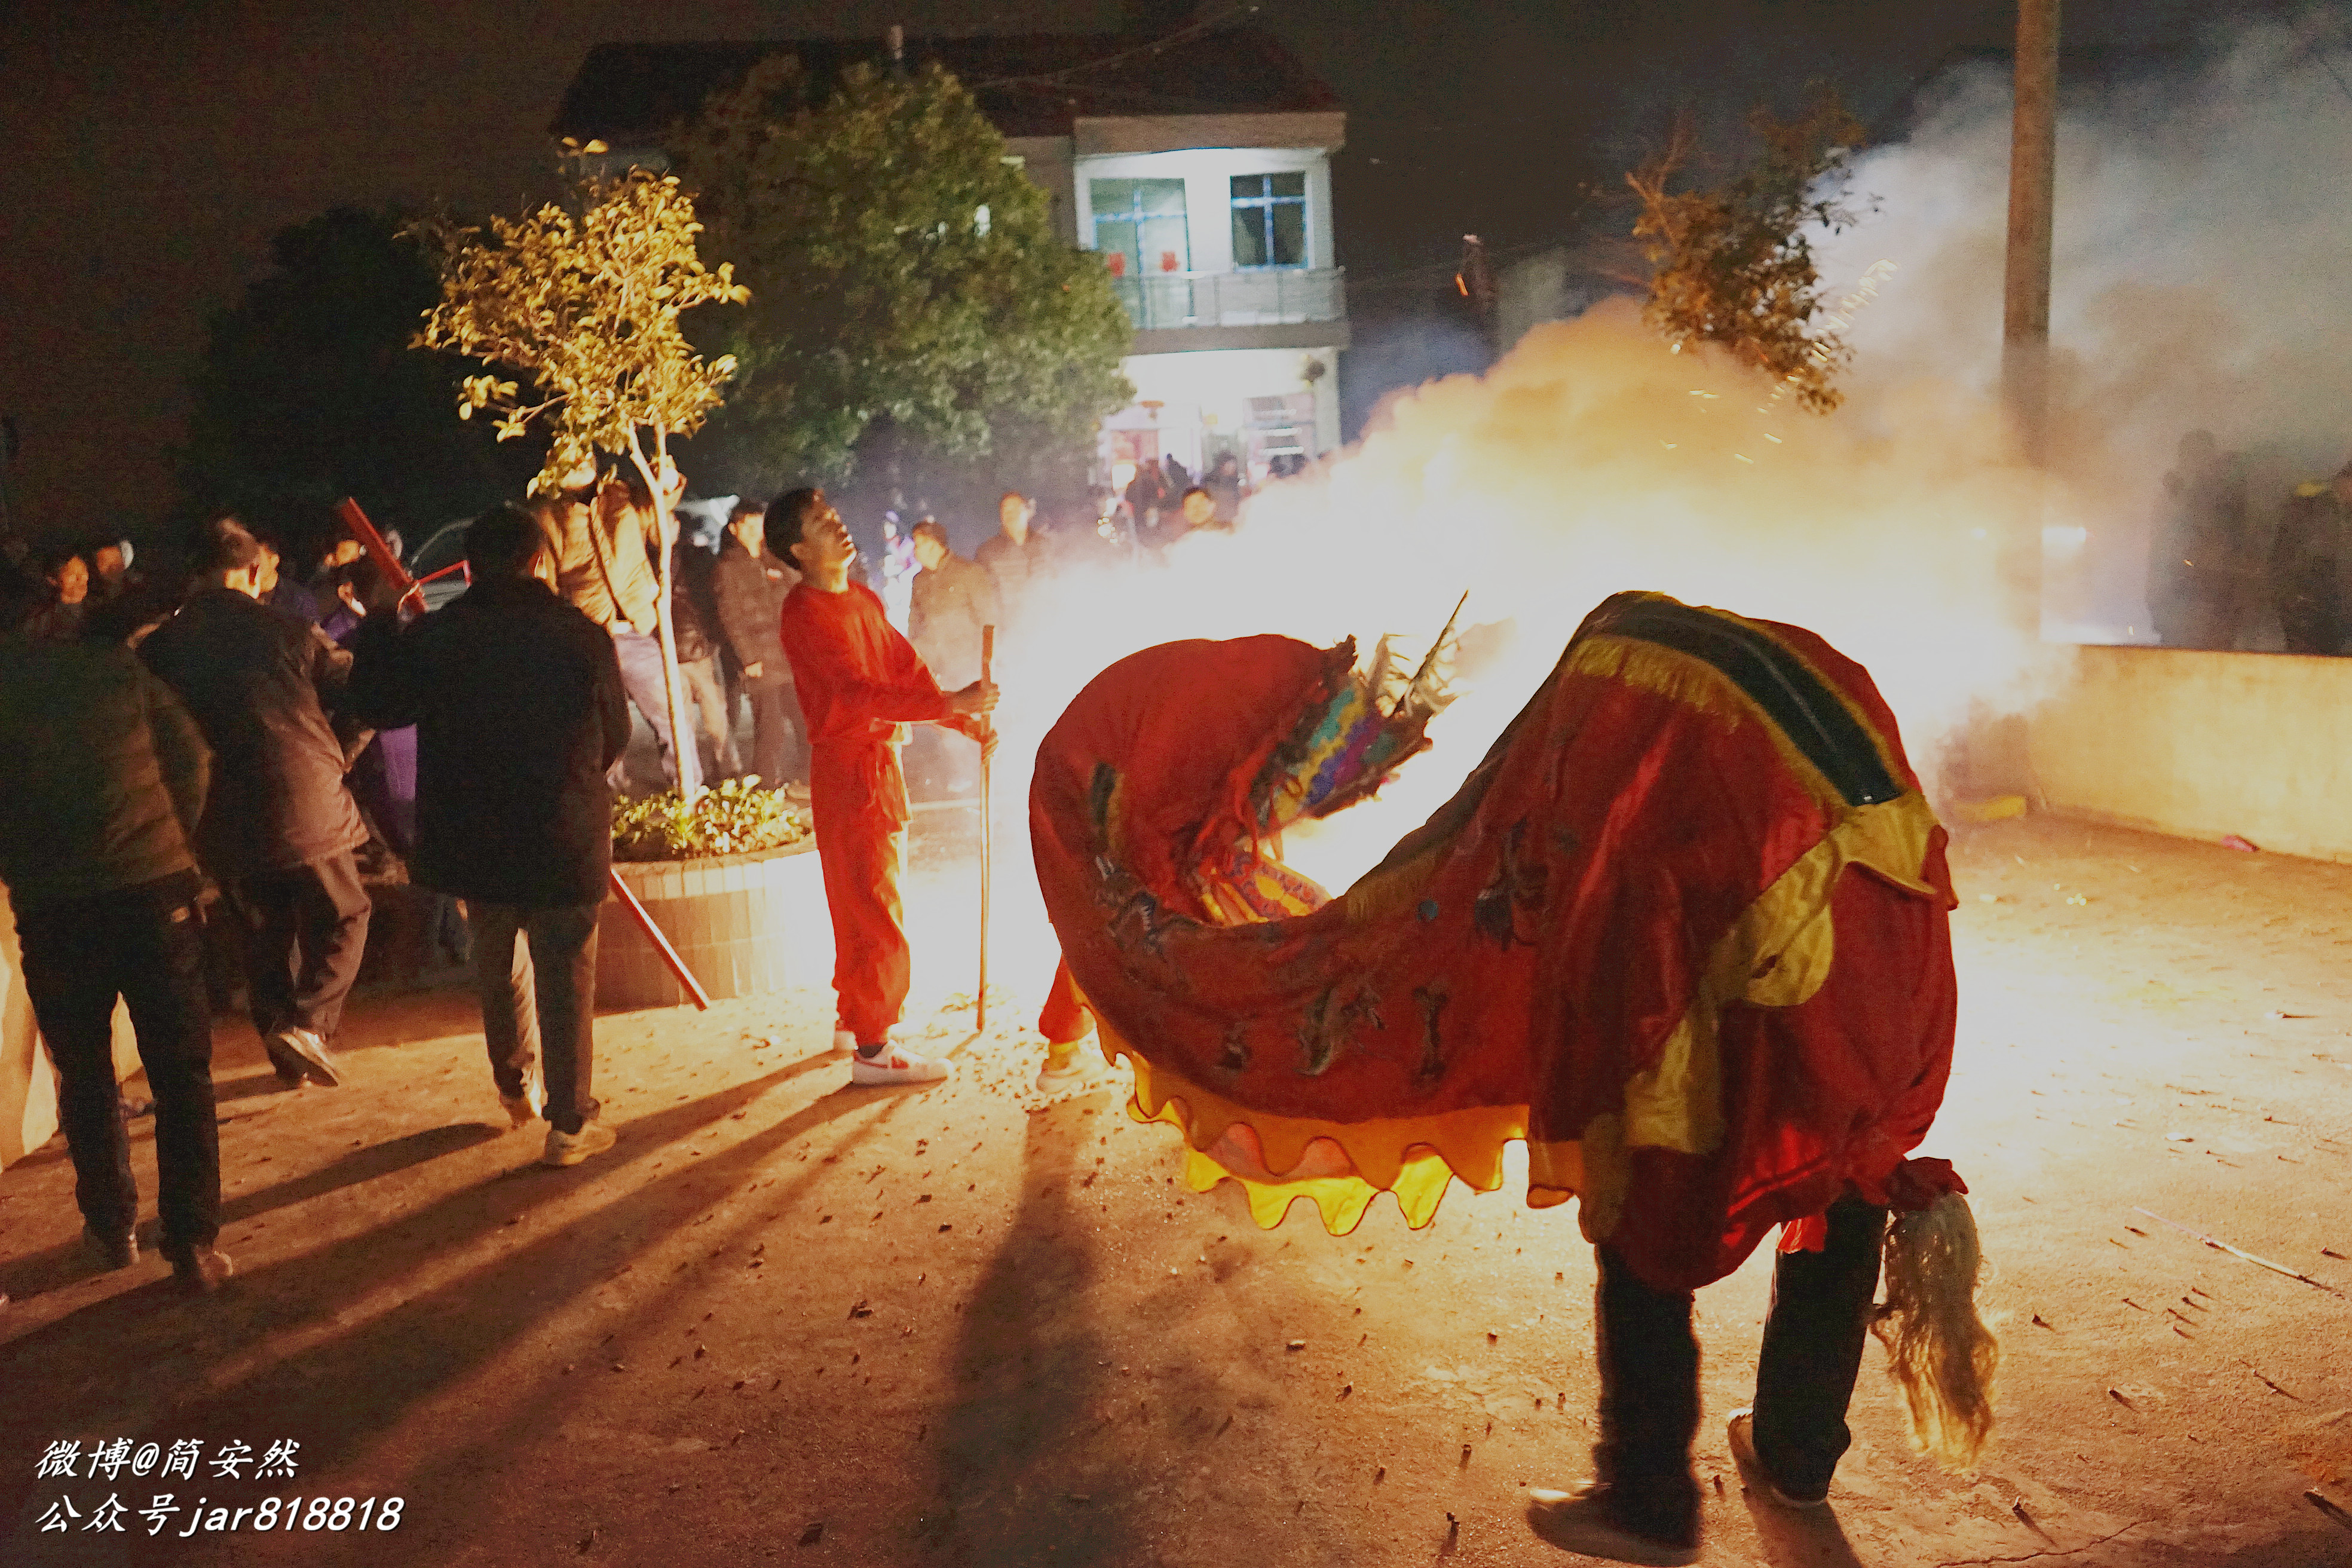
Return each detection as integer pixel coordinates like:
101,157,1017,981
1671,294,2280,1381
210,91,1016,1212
1110,267,1346,332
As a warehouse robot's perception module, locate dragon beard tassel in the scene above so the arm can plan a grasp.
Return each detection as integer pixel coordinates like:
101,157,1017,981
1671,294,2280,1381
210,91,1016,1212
1873,1192,2000,1470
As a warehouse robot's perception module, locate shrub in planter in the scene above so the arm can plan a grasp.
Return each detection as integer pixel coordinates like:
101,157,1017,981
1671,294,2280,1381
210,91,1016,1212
612,777,810,861
598,780,825,1008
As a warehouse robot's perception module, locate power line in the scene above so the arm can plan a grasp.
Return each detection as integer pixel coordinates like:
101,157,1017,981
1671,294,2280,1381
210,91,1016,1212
966,2,1269,91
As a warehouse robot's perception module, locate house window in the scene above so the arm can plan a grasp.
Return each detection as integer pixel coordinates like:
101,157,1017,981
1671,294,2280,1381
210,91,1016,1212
1090,178,1190,277
1230,172,1307,268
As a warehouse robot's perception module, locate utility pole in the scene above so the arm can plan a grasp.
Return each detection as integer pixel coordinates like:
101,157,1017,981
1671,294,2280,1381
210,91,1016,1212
2001,0,2059,633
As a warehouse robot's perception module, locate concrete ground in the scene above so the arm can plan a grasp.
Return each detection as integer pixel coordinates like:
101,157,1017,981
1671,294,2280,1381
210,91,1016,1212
2,811,2349,1566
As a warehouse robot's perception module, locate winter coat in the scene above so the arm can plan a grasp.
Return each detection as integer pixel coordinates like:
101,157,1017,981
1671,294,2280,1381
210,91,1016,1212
0,636,211,909
537,494,662,633
347,577,630,908
973,531,1054,625
139,587,368,879
668,539,718,664
908,552,1000,688
712,535,797,679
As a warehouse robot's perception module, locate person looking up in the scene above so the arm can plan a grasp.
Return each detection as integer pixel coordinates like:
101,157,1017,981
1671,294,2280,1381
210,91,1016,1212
772,489,996,1085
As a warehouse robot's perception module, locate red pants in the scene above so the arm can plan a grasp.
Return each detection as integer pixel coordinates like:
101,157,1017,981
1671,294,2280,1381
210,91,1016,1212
1039,958,1094,1045
810,739,912,1042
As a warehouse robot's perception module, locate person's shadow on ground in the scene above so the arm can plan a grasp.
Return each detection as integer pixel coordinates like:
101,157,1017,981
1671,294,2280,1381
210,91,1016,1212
0,1046,901,1565
924,1086,1146,1567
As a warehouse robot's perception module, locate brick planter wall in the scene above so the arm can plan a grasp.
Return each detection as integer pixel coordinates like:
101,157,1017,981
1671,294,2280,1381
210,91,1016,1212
597,841,831,1010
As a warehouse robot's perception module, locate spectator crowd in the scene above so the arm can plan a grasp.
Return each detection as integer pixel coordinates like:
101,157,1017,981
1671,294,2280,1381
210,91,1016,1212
0,464,1147,1296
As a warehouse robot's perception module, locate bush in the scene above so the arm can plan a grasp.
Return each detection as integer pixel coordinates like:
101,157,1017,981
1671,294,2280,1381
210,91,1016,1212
612,777,811,862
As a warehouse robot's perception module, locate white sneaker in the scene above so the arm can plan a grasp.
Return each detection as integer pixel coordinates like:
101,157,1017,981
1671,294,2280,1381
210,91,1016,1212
850,1043,954,1086
1034,1047,1093,1094
542,1121,617,1167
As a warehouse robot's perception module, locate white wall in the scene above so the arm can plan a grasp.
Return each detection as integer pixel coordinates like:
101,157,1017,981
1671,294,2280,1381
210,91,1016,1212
2030,644,2352,863
1072,146,1337,274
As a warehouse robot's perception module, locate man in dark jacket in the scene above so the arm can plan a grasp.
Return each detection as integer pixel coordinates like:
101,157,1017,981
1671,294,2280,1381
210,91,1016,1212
711,499,806,786
140,516,369,1090
348,503,631,1167
0,569,234,1292
974,491,1055,634
2271,460,2352,655
907,520,1000,688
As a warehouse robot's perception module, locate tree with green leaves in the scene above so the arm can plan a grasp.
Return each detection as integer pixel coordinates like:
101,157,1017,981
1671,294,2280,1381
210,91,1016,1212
179,207,535,559
667,55,1133,495
408,148,749,797
1626,88,1869,414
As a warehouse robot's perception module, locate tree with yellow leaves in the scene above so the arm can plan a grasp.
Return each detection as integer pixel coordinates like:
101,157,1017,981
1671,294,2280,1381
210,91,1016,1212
1627,90,1869,414
408,143,750,797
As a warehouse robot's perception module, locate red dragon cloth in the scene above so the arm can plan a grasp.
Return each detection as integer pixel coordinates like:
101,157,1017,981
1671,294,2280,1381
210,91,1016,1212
1030,592,1961,1294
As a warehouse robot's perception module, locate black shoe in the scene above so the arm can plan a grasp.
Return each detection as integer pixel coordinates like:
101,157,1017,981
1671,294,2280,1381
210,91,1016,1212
265,1027,342,1088
83,1226,138,1272
1526,1484,1701,1566
165,1246,235,1296
1727,1409,1832,1509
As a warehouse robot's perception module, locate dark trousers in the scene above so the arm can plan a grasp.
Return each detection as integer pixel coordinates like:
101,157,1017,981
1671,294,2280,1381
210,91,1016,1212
2276,580,2345,655
468,902,599,1134
14,872,220,1252
742,675,806,788
224,849,371,1043
1594,1195,1888,1537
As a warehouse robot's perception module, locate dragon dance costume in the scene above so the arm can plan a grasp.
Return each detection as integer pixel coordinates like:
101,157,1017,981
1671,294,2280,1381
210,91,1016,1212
1031,591,1964,1296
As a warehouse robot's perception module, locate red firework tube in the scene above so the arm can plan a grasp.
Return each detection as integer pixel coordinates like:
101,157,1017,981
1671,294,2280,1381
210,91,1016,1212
606,859,712,1011
335,494,712,1012
333,496,410,596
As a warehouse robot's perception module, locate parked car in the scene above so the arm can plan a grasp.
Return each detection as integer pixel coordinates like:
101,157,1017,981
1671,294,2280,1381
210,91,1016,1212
406,519,474,612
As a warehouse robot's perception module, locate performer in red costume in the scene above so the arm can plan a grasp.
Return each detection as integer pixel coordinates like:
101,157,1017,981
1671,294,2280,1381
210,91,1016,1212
1031,593,1996,1565
773,489,996,1086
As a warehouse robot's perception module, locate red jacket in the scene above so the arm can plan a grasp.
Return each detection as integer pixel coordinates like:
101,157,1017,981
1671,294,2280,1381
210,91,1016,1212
777,581,975,747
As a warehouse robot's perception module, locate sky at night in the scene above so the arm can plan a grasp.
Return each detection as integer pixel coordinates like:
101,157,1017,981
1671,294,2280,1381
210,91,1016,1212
0,0,2273,544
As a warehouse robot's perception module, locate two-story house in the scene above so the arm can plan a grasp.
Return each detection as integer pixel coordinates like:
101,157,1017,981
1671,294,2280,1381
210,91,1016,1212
553,26,1347,498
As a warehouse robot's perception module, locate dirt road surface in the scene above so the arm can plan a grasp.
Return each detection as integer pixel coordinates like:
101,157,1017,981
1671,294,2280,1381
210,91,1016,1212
3,813,2348,1566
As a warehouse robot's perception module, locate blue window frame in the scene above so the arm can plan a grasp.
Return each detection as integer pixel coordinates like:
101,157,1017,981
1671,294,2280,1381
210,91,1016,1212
1090,178,1190,277
1230,172,1307,268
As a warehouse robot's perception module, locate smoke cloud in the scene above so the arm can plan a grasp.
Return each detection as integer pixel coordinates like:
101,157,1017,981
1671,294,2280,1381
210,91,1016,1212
988,296,2051,892
972,11,2352,898
1815,9,2352,640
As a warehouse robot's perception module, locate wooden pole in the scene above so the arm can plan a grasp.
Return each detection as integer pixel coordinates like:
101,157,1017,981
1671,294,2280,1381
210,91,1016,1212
2001,0,2060,634
335,495,710,1010
978,624,995,1033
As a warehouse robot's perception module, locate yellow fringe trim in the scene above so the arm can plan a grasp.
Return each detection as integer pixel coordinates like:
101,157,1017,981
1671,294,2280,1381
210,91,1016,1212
1100,1018,1536,1233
